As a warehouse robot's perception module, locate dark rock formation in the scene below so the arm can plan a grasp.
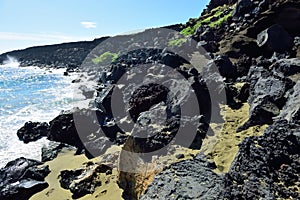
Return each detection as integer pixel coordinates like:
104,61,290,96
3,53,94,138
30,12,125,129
0,157,50,200
60,163,112,198
236,82,250,102
270,58,300,76
226,120,300,199
141,154,224,200
17,121,49,143
47,107,124,158
232,0,254,19
212,55,237,80
257,24,293,55
238,66,294,131
47,108,84,148
41,141,77,162
278,80,300,123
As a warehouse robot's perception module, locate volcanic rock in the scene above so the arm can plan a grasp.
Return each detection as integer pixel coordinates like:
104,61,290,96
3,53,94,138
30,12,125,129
0,157,50,200
17,121,49,143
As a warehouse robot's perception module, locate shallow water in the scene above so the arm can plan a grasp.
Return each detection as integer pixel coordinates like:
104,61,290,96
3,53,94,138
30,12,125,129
0,60,86,168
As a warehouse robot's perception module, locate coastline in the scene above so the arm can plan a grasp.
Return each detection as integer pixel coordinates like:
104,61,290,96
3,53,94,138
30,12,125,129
0,0,300,199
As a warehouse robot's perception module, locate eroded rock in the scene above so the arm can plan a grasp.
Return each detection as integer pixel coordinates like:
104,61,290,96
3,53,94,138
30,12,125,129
0,157,50,200
226,120,300,199
17,121,49,143
141,154,224,200
60,163,112,198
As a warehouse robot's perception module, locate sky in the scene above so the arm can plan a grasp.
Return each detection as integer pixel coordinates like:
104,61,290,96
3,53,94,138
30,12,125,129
0,0,209,54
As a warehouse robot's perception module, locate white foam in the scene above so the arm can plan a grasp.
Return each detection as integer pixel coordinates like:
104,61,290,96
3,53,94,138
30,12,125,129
0,65,92,168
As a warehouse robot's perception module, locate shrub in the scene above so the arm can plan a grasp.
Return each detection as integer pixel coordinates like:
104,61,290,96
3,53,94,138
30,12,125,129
92,51,118,64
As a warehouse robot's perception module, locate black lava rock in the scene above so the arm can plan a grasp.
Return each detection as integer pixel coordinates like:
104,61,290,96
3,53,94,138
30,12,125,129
60,163,112,198
226,120,300,199
141,154,224,200
257,24,293,55
232,0,254,19
0,157,50,200
270,58,300,76
17,121,49,143
278,80,300,123
239,66,294,131
41,141,77,162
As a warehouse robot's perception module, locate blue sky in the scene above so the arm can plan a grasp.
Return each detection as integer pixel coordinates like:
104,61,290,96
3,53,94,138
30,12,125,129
0,0,209,53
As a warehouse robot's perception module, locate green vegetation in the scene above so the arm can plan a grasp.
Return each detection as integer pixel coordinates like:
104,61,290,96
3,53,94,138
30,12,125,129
180,21,202,36
168,38,187,47
208,11,233,28
92,51,118,64
180,5,235,36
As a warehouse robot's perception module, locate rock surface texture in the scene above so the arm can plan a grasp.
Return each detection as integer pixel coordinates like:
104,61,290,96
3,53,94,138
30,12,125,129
0,158,50,200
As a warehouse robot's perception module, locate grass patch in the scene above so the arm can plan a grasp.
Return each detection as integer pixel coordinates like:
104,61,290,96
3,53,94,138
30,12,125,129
168,38,187,47
209,11,233,28
180,5,234,36
92,51,118,64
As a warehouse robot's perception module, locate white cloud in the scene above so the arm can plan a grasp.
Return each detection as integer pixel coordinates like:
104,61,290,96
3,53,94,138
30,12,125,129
81,21,97,29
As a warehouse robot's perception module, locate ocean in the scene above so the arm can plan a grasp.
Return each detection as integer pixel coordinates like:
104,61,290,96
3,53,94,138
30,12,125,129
0,57,87,168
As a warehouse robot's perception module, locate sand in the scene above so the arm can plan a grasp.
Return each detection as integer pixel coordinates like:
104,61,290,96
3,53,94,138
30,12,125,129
201,103,268,173
30,147,123,200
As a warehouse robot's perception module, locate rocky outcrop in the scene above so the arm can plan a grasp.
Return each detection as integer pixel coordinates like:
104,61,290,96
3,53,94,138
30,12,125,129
17,121,49,143
238,65,294,131
0,157,50,200
3,0,300,199
225,120,300,199
47,107,124,157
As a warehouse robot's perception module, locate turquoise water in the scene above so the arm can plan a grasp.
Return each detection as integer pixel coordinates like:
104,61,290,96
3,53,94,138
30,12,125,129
0,59,84,167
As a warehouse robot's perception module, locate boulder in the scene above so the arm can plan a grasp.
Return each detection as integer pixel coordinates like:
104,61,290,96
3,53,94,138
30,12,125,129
257,24,293,55
238,66,294,130
199,28,216,42
60,163,112,198
213,55,237,80
226,120,300,199
47,108,83,148
161,53,186,68
141,154,224,200
238,95,280,131
41,141,77,162
236,55,253,77
17,121,49,143
0,157,50,200
236,82,250,102
248,72,293,107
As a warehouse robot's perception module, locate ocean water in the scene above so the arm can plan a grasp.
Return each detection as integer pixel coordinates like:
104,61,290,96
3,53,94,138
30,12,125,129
0,58,86,168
